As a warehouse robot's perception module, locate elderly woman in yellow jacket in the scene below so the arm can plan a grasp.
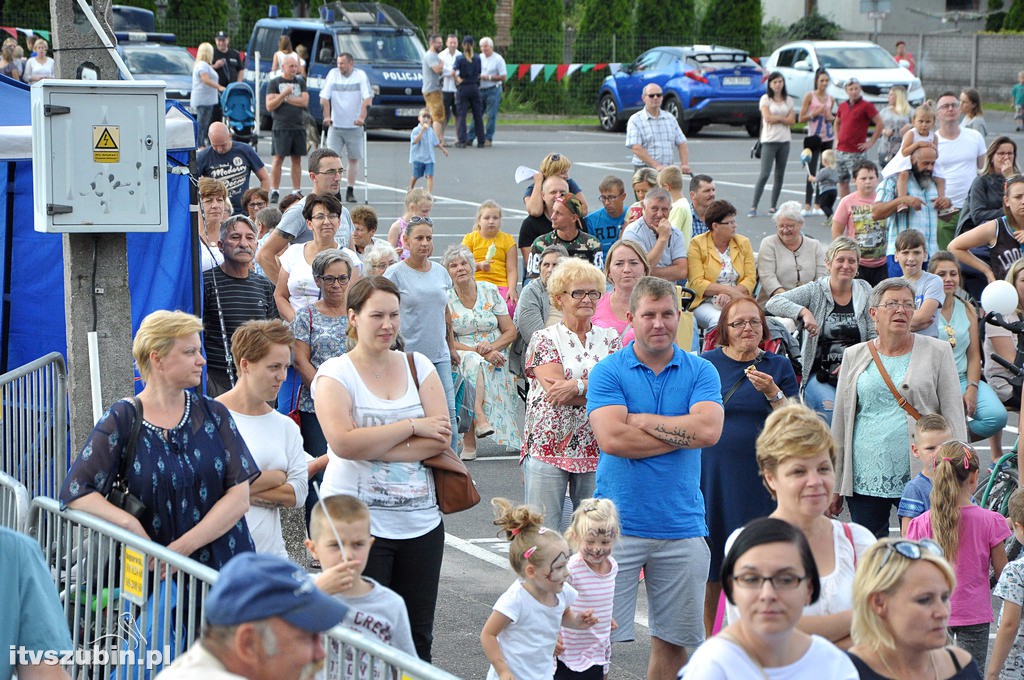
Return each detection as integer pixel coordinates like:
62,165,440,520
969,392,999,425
687,199,757,329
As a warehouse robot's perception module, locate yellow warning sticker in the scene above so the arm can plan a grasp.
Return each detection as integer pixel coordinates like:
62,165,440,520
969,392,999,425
93,125,120,163
121,546,146,605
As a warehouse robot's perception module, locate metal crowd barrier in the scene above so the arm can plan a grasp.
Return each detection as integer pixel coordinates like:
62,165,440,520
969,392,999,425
29,496,462,680
0,470,29,531
1,352,69,499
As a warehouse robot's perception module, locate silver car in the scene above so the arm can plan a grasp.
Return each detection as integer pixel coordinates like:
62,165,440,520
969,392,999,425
765,40,925,106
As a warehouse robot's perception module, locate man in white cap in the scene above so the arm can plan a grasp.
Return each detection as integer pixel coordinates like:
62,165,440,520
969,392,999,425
156,553,348,680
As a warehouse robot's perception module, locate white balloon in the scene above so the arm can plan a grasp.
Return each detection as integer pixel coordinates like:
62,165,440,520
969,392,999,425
981,280,1019,316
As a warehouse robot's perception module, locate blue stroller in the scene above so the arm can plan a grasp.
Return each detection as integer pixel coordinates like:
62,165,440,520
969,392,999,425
221,82,257,147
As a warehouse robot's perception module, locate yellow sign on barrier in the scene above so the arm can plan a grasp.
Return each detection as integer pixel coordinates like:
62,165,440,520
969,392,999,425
122,546,146,605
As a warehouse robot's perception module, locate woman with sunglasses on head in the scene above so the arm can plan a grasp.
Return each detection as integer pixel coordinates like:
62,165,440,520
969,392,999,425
830,278,967,539
384,215,459,451
905,441,1011,675
521,259,621,531
681,517,858,679
699,296,798,634
848,538,982,679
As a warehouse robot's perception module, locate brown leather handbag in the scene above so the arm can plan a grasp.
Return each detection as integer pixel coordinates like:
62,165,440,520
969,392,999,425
406,353,481,513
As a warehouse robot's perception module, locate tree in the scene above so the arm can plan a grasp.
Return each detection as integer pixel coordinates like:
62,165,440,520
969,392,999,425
698,0,762,56
508,0,564,63
785,12,841,40
1004,0,1024,30
386,0,430,30
165,0,230,47
437,0,497,43
573,0,632,62
633,0,695,56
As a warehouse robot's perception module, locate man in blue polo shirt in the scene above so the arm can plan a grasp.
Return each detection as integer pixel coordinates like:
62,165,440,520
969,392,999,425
587,276,723,679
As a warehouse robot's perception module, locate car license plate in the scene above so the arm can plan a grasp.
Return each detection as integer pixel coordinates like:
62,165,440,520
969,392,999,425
722,77,750,86
396,108,420,117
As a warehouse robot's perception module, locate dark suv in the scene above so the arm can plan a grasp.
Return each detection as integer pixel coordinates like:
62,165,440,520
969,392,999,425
245,2,425,132
597,45,764,137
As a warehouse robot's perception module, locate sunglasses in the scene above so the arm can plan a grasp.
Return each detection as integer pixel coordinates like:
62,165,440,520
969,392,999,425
408,216,433,226
879,538,944,569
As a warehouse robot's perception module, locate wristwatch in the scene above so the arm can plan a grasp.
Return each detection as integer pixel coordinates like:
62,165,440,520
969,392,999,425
576,378,586,396
768,391,784,403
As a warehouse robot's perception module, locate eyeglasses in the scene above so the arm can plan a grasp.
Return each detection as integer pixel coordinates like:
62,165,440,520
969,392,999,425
731,572,809,591
408,216,433,226
315,168,344,177
316,274,350,286
311,213,341,223
937,102,958,110
568,290,602,301
599,194,625,203
727,319,763,330
877,301,916,311
879,538,944,569
247,201,267,210
645,93,663,98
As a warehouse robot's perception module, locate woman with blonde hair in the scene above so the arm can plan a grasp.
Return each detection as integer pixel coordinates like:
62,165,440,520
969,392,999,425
878,85,912,166
271,34,296,72
524,152,589,218
625,167,658,224
591,239,650,344
60,310,257,569
191,42,225,147
462,200,519,312
847,538,981,678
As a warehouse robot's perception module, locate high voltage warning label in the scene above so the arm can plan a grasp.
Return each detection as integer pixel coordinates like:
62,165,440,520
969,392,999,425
92,125,120,163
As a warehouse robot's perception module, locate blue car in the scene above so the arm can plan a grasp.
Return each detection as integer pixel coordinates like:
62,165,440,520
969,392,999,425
597,45,765,137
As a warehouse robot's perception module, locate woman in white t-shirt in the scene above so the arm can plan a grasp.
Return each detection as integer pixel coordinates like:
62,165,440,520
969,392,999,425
723,403,875,648
681,517,858,679
216,319,308,559
274,194,350,320
749,72,795,218
312,275,452,662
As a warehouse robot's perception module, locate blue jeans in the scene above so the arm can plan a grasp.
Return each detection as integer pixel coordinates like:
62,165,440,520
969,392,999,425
432,360,458,451
802,374,836,426
522,455,595,531
481,87,501,141
962,376,1008,438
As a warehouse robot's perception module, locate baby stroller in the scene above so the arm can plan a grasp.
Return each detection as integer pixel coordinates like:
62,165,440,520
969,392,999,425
220,82,257,147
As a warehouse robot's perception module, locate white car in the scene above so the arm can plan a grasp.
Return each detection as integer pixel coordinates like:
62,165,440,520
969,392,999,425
765,40,925,107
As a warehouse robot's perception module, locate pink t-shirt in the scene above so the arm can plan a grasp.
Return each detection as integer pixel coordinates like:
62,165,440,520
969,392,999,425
559,553,618,672
591,294,635,345
906,504,1012,626
832,192,887,267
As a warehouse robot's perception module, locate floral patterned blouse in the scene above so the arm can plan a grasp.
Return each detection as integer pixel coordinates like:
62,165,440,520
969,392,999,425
290,304,349,412
521,323,621,472
59,393,258,570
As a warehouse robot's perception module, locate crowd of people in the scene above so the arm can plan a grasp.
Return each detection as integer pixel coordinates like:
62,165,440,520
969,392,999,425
10,28,1024,680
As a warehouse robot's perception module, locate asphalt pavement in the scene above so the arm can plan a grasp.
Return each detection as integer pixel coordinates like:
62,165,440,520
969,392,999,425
253,111,1023,679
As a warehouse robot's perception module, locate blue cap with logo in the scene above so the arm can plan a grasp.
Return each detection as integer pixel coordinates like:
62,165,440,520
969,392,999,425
205,553,348,633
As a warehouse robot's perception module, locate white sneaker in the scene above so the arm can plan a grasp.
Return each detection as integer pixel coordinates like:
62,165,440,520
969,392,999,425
801,208,812,216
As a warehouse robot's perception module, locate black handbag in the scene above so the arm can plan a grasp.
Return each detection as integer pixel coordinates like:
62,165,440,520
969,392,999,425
106,397,147,520
750,140,762,159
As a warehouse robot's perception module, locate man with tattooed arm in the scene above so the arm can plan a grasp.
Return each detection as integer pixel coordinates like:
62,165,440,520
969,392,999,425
587,275,724,680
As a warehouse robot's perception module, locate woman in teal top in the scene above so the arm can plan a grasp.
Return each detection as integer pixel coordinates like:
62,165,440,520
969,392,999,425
928,253,1007,452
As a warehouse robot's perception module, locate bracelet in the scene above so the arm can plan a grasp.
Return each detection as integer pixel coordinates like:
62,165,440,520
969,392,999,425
968,381,979,389
409,419,416,437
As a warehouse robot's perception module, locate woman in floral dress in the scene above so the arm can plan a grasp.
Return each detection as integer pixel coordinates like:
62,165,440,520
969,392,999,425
521,259,622,531
443,246,520,458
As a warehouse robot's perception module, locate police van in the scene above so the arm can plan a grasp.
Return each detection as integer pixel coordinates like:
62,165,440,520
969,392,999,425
245,2,426,132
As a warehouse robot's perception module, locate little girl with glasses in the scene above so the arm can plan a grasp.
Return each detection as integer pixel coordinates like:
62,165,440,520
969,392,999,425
482,498,598,680
906,441,1012,675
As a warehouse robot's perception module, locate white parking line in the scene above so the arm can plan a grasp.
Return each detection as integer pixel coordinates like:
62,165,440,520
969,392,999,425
359,180,528,217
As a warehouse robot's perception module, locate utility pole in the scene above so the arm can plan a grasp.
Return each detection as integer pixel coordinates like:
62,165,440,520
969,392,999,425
49,0,135,452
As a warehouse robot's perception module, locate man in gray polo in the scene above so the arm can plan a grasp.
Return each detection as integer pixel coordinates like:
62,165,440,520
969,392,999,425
626,83,690,174
421,34,445,141
621,187,689,282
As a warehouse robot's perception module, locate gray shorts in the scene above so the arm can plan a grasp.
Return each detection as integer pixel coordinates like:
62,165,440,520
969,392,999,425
610,534,709,647
328,126,365,161
272,128,305,158
835,150,867,183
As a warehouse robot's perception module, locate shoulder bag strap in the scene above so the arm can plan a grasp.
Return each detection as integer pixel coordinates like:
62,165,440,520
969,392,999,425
867,341,922,420
721,351,763,407
406,352,420,390
842,522,856,568
116,397,144,490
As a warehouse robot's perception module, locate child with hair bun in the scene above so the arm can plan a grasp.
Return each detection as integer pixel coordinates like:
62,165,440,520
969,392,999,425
558,498,619,680
907,441,1011,675
482,498,598,680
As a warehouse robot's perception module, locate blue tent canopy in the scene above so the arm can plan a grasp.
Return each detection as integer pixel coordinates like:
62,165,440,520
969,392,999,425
0,73,198,372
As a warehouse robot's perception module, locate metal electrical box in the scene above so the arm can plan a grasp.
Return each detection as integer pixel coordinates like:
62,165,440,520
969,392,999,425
32,80,169,233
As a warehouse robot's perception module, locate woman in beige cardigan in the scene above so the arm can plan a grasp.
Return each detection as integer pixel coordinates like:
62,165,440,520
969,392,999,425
829,278,966,538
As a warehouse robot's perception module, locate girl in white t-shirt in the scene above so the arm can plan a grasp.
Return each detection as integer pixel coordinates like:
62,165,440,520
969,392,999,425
884,104,947,210
558,498,620,680
482,499,598,680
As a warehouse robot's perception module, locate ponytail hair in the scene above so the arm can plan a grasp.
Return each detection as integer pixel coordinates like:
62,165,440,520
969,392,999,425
491,497,563,576
929,440,980,562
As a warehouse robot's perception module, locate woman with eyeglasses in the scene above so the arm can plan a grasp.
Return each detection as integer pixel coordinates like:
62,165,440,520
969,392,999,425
756,201,827,303
521,259,621,531
765,237,876,425
847,538,981,679
722,404,876,649
384,215,460,451
241,187,269,223
443,245,520,460
699,296,798,633
830,278,967,538
687,199,757,329
680,517,859,679
274,193,350,322
362,241,399,276
290,249,352,522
